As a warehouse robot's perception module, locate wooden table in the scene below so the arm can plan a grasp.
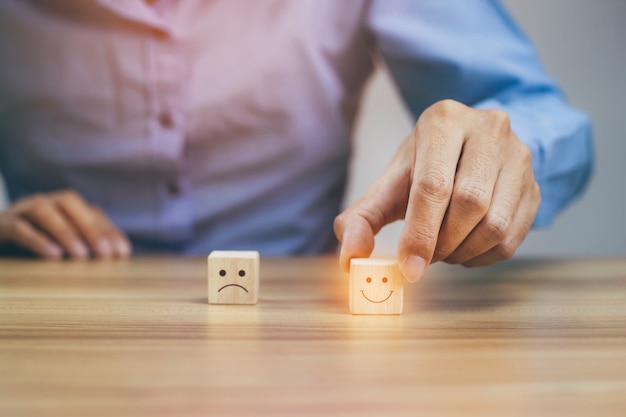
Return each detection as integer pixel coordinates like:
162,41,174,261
1,257,626,416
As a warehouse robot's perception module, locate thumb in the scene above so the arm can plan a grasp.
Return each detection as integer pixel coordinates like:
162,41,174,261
334,157,411,272
334,209,376,272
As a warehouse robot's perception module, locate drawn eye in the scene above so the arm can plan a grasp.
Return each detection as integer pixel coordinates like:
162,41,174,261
238,270,246,277
366,277,372,283
219,270,226,277
382,277,388,283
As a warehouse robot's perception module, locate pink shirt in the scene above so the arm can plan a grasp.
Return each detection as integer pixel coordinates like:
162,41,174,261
0,0,592,254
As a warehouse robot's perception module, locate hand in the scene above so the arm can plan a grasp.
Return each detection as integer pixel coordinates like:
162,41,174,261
334,99,541,281
0,189,131,259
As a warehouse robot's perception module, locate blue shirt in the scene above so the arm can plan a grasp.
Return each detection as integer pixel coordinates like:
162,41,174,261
0,0,592,255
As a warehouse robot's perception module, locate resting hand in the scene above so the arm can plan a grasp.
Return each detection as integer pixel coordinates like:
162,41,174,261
0,189,131,259
334,99,540,281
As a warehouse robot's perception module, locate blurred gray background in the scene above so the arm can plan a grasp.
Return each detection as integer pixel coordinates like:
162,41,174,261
1,0,624,257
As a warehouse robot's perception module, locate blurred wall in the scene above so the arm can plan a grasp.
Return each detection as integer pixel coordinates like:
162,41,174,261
1,0,624,256
345,0,626,257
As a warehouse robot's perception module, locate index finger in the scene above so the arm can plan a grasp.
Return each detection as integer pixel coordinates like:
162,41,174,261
398,102,466,282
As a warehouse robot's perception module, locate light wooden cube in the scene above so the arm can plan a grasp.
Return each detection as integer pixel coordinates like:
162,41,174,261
208,251,260,305
349,258,403,315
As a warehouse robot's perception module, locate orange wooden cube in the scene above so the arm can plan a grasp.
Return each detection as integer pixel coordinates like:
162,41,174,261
349,258,403,315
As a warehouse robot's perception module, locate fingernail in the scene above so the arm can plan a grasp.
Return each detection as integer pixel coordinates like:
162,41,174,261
401,255,427,283
44,244,63,259
115,239,131,257
96,238,112,258
71,240,89,258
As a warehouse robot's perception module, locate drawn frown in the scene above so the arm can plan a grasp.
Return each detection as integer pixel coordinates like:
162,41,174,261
208,251,260,305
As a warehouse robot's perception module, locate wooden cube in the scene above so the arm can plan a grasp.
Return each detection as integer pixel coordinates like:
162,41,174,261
349,258,403,315
208,251,260,305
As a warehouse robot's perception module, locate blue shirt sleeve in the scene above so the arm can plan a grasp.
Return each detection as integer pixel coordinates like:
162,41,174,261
367,0,593,227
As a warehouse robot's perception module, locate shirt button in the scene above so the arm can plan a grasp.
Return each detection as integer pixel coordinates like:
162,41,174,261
166,182,181,196
158,112,174,129
151,28,169,41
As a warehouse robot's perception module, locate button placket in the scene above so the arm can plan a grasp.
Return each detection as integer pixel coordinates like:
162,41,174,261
166,180,181,196
158,111,174,129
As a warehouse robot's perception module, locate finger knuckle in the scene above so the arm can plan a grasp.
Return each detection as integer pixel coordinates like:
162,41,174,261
433,245,453,263
402,227,438,251
515,141,532,164
27,193,47,207
416,168,453,202
494,241,517,260
15,193,37,205
454,181,490,215
83,205,105,225
533,182,542,204
333,213,346,235
483,212,511,242
7,218,25,237
421,100,464,125
90,205,105,216
486,109,511,133
57,189,81,203
26,197,51,216
433,99,462,117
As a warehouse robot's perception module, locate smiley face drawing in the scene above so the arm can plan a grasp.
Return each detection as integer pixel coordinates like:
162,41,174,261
360,275,394,304
349,258,403,315
208,251,259,305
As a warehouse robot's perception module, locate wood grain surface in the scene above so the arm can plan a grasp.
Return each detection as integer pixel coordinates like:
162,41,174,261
1,256,626,416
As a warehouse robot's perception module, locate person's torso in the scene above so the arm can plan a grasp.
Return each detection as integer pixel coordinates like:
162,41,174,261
0,0,374,254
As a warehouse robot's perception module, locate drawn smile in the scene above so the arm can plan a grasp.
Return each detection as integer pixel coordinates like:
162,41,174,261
218,284,249,293
360,290,393,303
